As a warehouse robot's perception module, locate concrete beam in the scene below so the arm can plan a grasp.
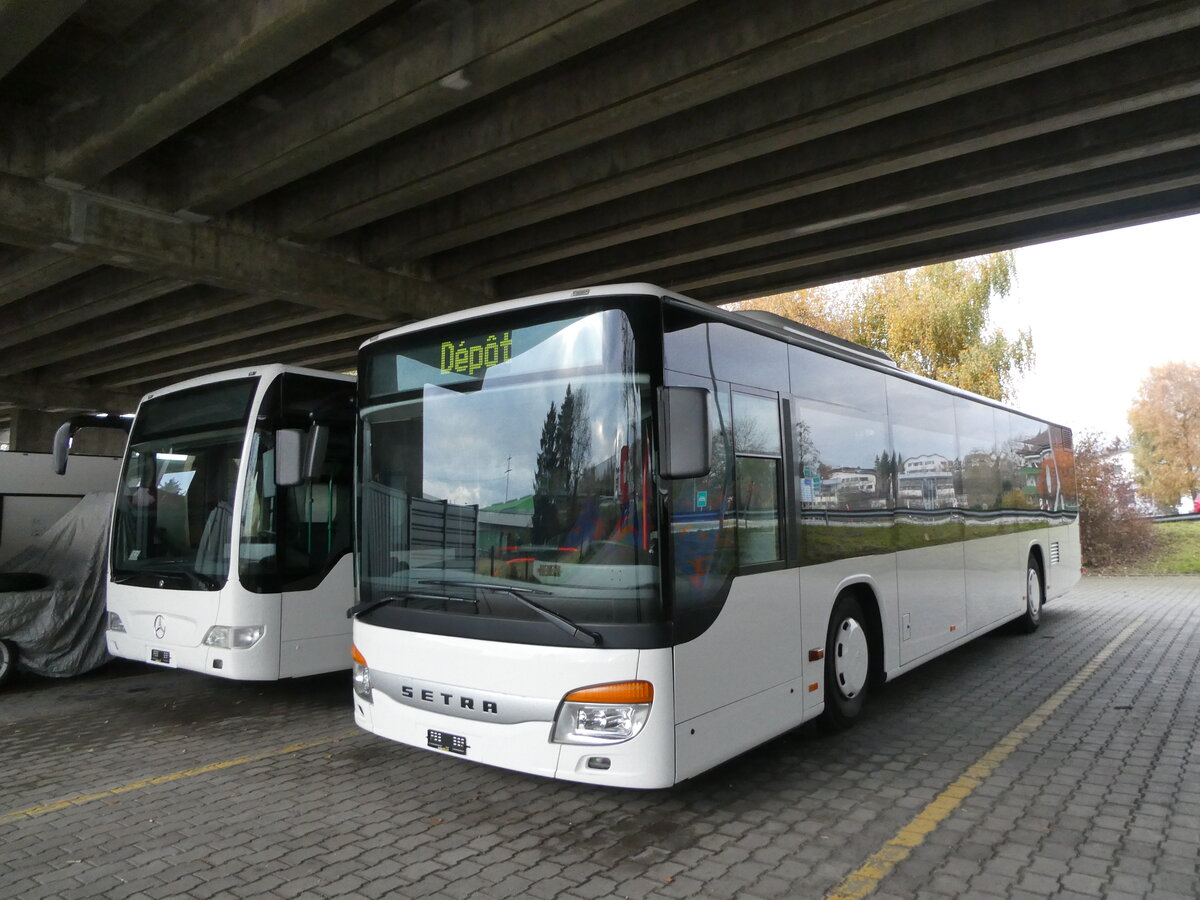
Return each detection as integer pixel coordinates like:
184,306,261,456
102,318,384,389
269,0,989,240
0,286,268,375
689,188,1200,305
646,149,1200,297
422,31,1200,278
164,0,692,216
0,376,141,414
54,303,338,382
45,0,396,186
0,172,487,321
360,0,1200,266
0,267,190,351
496,98,1200,293
0,0,86,81
0,249,95,308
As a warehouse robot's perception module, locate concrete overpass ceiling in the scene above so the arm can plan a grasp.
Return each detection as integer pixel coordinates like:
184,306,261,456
1,0,1199,426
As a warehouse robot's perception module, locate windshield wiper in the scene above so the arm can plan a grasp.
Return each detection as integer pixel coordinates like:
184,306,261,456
346,592,477,618
423,579,602,646
113,567,217,590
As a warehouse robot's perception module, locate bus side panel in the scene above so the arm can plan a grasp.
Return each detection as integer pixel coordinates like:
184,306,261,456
673,569,803,778
896,541,967,666
964,531,1026,633
279,553,354,677
674,675,808,783
1046,521,1082,600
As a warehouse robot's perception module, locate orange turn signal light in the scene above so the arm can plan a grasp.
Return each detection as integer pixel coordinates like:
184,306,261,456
565,681,653,704
351,644,367,666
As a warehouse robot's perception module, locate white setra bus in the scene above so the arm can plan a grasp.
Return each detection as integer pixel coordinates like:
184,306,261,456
59,365,356,680
349,284,1081,788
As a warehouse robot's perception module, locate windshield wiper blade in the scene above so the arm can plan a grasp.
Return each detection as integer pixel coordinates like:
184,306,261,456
423,579,602,646
346,592,476,618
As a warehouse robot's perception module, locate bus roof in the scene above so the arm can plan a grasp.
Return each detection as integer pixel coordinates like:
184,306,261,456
360,284,1067,432
140,364,354,403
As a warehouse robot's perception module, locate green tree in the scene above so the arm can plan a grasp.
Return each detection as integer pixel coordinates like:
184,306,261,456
532,384,591,542
1128,362,1200,512
732,252,1033,402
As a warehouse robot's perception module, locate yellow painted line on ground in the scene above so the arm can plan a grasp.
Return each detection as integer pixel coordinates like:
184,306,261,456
1,728,362,824
826,618,1144,900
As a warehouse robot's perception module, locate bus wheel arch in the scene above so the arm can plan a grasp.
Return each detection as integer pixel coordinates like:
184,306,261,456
819,585,882,730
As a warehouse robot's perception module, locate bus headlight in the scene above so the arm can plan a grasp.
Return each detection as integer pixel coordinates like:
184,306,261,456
202,625,264,649
552,681,653,744
107,611,126,633
352,645,372,702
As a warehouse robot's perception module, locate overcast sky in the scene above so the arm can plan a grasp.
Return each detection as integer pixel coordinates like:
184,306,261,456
990,212,1200,442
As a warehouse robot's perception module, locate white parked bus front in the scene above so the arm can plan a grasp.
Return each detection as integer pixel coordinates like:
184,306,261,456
90,365,356,680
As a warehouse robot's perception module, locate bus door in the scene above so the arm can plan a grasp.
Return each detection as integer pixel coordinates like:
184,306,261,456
670,382,800,777
241,373,354,677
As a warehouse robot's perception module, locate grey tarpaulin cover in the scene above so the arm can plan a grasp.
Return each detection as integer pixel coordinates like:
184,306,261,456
0,492,113,677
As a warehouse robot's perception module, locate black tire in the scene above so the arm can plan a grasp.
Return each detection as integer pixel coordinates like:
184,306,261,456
0,572,48,592
820,594,872,731
0,639,17,688
1016,556,1044,634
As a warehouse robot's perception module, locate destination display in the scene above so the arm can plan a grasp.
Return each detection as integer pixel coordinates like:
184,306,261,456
439,331,513,377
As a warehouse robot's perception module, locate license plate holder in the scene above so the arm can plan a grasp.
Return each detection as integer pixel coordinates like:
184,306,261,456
150,648,172,665
427,729,468,755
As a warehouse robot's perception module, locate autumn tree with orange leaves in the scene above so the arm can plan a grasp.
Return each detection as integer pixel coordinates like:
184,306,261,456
730,252,1033,403
1128,362,1200,513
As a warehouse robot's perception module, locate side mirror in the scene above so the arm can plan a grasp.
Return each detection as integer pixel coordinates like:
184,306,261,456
52,421,73,476
275,429,304,486
658,386,711,479
52,413,134,475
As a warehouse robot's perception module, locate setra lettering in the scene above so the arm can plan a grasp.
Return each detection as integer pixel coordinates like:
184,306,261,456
398,682,500,715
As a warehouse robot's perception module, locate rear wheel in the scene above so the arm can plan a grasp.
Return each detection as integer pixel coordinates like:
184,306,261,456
1017,557,1043,634
820,594,871,730
0,639,17,688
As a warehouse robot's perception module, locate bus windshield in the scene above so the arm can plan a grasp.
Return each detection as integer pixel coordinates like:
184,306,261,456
359,306,661,641
111,378,257,591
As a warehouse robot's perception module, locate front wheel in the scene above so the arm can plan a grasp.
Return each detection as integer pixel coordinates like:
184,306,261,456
0,639,17,688
820,594,872,730
1016,557,1044,634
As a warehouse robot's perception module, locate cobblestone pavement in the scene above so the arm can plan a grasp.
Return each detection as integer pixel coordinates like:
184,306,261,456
2,575,1198,899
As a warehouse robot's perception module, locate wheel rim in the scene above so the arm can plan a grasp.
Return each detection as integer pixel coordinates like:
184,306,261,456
0,643,10,679
833,617,869,699
1027,567,1042,623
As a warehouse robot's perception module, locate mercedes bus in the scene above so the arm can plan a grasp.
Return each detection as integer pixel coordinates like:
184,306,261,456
58,365,356,680
349,284,1080,788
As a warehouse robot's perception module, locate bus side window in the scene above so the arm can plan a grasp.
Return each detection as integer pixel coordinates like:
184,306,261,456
732,391,783,567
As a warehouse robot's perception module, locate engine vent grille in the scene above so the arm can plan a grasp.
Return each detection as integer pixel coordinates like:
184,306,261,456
1050,541,1061,565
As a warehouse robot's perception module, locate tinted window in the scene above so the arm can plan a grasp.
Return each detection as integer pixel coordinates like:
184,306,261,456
889,379,957,512
791,349,893,565
955,399,1000,512
888,378,961,549
1049,425,1077,515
